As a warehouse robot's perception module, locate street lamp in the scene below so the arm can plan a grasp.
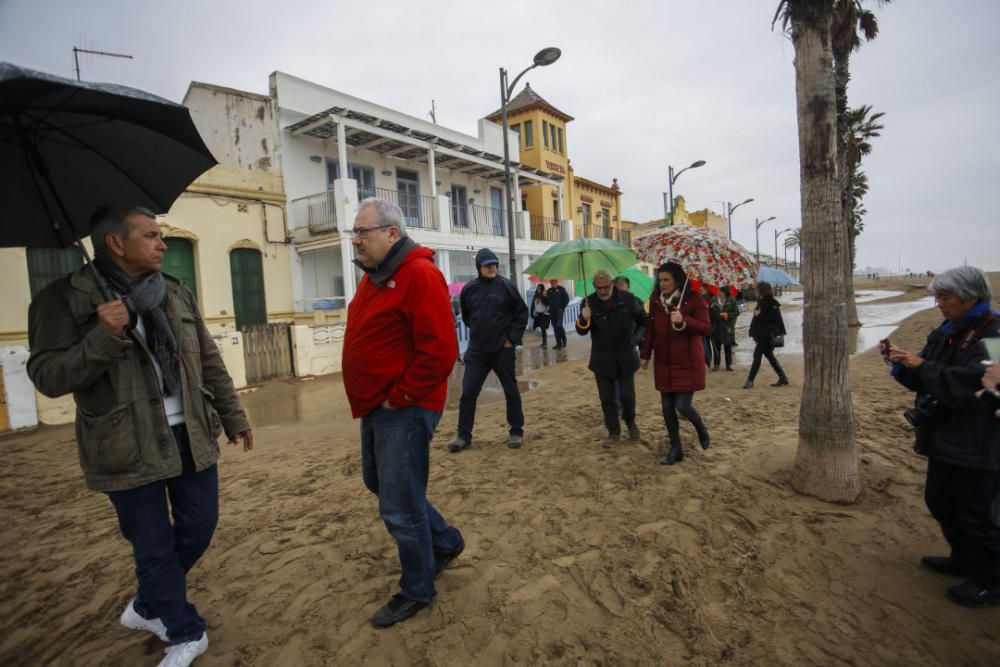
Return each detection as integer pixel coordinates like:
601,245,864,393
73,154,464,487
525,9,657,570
666,160,706,226
726,197,753,240
754,216,776,265
774,228,792,268
500,47,561,288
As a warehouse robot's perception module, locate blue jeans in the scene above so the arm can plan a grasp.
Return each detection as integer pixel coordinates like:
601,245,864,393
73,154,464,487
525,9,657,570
107,424,217,644
457,347,524,443
361,406,464,602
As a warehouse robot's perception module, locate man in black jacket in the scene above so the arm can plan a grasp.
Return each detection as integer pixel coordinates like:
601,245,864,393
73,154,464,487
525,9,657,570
575,270,648,448
547,280,570,349
450,249,529,452
889,266,1000,608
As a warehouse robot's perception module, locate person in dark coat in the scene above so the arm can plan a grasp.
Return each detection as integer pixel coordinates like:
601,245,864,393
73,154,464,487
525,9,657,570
575,269,648,448
450,248,529,452
710,287,740,371
530,283,550,348
547,280,570,349
888,266,1000,608
742,282,788,388
699,283,716,369
640,262,712,466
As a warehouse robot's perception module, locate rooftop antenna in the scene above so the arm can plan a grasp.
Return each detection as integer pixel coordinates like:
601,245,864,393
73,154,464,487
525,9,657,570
427,99,437,124
73,45,133,81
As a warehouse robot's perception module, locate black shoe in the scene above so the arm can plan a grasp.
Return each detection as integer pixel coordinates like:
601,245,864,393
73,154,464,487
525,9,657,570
660,445,683,465
509,434,523,449
725,366,734,372
448,437,470,453
921,555,967,577
435,542,465,577
370,595,429,628
626,421,640,440
771,377,789,386
742,380,754,389
698,429,711,450
946,579,1000,608
541,343,547,349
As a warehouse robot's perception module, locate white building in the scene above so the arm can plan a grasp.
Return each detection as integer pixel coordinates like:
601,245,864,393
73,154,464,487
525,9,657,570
267,71,570,314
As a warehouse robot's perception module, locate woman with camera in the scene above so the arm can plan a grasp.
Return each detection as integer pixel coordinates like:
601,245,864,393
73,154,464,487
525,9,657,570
531,283,550,348
888,266,1000,608
742,281,789,389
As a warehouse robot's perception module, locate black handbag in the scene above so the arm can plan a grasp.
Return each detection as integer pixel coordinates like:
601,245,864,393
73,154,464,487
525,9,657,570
770,333,785,348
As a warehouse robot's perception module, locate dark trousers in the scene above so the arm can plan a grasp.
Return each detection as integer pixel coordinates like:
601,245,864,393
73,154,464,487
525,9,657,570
596,372,635,436
711,340,733,369
925,459,1000,585
747,340,786,382
538,324,548,347
703,336,712,367
361,406,464,602
660,392,708,446
551,310,567,348
107,424,217,644
457,347,524,443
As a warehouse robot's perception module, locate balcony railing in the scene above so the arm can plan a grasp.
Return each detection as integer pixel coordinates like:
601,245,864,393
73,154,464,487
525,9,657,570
529,215,566,242
376,186,438,230
451,202,516,237
291,189,339,234
575,223,630,245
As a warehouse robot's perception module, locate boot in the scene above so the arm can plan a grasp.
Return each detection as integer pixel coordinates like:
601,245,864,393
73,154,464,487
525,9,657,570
693,420,711,450
771,377,789,386
626,420,641,440
742,380,753,389
660,442,683,465
771,360,789,386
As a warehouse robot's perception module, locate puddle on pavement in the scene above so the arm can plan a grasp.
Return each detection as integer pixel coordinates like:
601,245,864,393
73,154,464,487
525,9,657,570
733,293,935,365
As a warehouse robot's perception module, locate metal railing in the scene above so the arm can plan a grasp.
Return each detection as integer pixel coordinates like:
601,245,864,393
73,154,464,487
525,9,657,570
376,186,438,230
291,189,338,234
452,202,507,236
529,215,566,242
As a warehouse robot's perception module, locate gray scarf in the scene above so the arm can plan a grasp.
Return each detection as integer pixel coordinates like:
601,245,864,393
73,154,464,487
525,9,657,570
94,258,180,396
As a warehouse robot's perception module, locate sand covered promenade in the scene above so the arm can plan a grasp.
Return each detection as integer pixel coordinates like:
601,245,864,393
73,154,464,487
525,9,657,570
2,276,998,666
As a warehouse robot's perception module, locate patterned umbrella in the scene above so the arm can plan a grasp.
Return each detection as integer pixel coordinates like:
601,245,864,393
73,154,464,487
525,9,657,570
632,225,758,288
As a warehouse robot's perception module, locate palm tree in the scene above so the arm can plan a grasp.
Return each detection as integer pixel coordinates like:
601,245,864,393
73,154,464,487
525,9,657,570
834,0,890,326
774,0,862,503
845,109,883,262
784,227,802,275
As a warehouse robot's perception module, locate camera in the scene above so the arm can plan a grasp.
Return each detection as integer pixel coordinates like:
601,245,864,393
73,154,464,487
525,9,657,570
904,394,942,428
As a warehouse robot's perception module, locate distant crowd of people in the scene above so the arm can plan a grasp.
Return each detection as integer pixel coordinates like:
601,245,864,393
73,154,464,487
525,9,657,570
24,198,999,665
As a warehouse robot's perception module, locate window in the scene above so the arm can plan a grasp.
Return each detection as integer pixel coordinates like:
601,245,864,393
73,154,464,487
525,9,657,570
601,209,610,238
327,160,375,198
301,246,346,311
396,169,420,227
26,247,83,298
550,124,557,153
543,120,549,148
451,185,468,228
552,200,561,221
510,123,520,146
581,203,591,235
523,120,534,147
557,128,564,155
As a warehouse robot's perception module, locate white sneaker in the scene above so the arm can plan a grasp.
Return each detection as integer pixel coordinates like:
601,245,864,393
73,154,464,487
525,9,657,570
120,598,169,643
158,632,208,667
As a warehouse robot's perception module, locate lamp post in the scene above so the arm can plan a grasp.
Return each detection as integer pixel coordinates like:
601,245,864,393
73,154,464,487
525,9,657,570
774,228,791,269
754,216,776,265
666,160,706,226
500,47,561,288
726,197,753,240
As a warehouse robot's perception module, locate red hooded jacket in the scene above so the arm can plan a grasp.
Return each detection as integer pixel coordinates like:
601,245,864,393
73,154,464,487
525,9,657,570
343,246,457,418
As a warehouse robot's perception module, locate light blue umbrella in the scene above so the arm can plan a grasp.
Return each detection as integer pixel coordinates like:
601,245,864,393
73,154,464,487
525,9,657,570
756,266,801,286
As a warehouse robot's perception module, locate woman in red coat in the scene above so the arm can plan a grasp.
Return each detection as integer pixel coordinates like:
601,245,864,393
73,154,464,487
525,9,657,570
640,262,712,465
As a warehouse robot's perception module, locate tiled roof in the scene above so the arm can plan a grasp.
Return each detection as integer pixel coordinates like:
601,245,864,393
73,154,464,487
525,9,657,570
487,84,574,123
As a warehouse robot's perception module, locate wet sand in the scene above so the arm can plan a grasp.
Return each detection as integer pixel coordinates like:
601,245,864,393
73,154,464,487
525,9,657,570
1,275,998,665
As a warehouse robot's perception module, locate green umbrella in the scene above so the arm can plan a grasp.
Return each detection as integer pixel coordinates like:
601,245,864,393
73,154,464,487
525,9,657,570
575,265,654,302
523,238,638,297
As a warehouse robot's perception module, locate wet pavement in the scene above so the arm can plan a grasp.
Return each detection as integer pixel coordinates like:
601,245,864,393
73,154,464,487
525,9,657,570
242,290,935,429
733,290,935,364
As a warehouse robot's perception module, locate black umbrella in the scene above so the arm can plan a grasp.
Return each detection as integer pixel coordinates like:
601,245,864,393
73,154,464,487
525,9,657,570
0,61,217,299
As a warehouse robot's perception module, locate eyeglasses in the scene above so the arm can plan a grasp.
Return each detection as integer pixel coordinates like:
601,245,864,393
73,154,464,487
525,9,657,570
350,224,393,239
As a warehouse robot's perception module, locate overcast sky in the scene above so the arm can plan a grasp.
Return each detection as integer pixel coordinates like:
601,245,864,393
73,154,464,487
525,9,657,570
3,0,998,272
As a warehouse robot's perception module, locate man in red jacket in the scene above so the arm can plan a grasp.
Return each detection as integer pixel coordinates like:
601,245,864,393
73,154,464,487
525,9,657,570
342,198,464,628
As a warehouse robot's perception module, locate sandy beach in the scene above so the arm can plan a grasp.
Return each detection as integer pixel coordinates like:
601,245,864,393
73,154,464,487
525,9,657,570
2,275,998,666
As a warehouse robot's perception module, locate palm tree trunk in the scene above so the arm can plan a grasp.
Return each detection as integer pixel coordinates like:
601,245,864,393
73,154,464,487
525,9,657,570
835,53,861,327
789,6,862,503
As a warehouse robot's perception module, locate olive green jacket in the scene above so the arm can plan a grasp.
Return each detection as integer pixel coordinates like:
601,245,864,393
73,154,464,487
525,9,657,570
27,266,250,492
709,295,740,345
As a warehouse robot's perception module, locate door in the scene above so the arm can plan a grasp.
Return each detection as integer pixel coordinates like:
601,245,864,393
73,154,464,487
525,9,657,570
396,169,421,227
25,247,82,298
451,185,468,228
230,248,267,329
327,161,376,199
490,187,504,235
162,237,198,302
